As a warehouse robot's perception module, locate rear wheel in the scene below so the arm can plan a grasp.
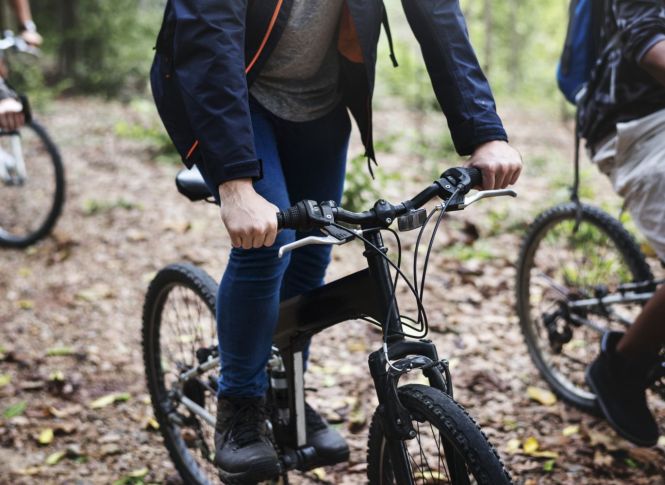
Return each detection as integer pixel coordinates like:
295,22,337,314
0,121,64,248
516,203,653,412
367,384,511,484
143,263,220,485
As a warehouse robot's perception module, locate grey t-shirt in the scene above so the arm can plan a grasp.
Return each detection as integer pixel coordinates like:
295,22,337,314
250,0,345,122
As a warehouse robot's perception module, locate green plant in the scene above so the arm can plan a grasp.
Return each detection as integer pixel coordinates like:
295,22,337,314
343,154,384,213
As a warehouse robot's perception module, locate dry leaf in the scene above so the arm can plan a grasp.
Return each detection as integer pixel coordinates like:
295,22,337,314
523,436,539,454
526,386,557,406
311,468,326,481
17,299,34,310
45,450,66,466
505,438,521,454
38,428,54,445
522,436,558,458
562,424,579,437
593,450,613,467
90,392,131,409
15,466,42,475
145,417,159,430
128,468,149,478
49,370,65,382
414,471,447,482
46,347,74,357
0,374,11,387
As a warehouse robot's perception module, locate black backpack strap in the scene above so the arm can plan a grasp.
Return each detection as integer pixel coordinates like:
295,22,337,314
381,3,399,68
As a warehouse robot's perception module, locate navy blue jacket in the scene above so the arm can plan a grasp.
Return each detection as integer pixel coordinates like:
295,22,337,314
151,0,508,188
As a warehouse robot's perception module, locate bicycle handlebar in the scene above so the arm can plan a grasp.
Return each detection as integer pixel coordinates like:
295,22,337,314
277,166,482,231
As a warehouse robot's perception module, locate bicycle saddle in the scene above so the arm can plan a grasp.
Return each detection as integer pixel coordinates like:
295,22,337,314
175,166,213,202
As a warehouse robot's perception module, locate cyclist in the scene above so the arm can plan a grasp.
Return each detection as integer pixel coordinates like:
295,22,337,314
151,1,522,481
581,0,665,448
0,0,41,131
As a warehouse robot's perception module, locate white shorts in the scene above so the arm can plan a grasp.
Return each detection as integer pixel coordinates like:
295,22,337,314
591,107,665,262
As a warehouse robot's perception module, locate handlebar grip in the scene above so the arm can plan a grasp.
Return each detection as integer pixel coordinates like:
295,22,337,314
464,167,483,188
440,166,483,194
276,202,308,230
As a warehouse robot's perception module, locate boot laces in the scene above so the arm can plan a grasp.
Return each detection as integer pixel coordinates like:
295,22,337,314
227,401,267,447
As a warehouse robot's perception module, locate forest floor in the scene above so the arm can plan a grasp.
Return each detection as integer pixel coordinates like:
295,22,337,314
1,97,664,485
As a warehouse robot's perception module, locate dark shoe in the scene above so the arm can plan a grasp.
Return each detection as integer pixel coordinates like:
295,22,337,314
214,396,280,484
585,331,660,447
304,402,349,467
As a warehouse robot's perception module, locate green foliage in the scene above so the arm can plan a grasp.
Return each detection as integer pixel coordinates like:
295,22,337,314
342,154,383,213
19,0,163,97
3,400,27,418
115,99,180,164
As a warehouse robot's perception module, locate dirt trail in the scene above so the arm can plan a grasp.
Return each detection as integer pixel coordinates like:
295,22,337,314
0,98,663,484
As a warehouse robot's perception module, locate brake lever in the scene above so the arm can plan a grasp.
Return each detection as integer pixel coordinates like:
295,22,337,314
278,227,359,258
459,189,517,208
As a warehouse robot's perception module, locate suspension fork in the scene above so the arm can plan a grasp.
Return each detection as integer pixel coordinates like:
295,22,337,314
368,340,451,485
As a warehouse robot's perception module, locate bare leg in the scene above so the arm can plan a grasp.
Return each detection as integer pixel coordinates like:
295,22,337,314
616,284,665,366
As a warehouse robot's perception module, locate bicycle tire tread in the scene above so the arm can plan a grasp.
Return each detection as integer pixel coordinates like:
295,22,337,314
367,384,512,484
515,202,652,412
142,263,219,485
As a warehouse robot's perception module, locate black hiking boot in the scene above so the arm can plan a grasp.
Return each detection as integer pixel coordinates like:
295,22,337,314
303,401,349,468
214,396,280,484
585,331,660,447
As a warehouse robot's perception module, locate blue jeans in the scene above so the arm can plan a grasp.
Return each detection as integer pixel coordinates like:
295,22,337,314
197,99,350,397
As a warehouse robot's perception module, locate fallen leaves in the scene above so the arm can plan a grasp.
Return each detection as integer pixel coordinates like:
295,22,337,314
46,346,75,357
112,467,149,485
37,428,54,445
17,299,34,310
90,392,131,409
526,386,557,406
45,450,66,466
0,373,11,387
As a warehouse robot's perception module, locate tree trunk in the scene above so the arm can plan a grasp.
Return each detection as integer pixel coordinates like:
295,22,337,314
58,0,78,79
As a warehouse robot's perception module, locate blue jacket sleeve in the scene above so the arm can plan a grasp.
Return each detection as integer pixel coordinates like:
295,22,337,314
401,0,508,155
171,0,260,188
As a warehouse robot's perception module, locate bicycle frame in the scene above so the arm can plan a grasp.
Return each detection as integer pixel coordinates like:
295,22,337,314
0,133,26,184
176,228,452,479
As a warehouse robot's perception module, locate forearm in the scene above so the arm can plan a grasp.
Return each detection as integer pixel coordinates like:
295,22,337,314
173,0,259,186
639,39,665,87
9,0,34,28
401,0,507,155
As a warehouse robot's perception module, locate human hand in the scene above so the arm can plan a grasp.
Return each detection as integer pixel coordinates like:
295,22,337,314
219,178,279,249
0,97,24,131
20,30,42,47
466,140,522,190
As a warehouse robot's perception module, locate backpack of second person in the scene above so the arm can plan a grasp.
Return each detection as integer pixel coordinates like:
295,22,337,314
557,0,605,104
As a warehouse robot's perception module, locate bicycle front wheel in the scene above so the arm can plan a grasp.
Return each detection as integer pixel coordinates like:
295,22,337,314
516,202,652,412
367,384,512,485
0,121,65,248
143,263,220,485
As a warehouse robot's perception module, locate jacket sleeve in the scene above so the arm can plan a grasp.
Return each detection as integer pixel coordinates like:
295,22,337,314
400,0,507,155
614,0,665,64
171,0,260,188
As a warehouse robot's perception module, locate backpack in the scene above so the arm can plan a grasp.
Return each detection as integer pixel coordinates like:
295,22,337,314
557,0,606,104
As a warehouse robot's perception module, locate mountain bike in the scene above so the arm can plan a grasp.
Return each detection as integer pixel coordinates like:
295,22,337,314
515,201,665,414
0,31,64,248
143,165,517,484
